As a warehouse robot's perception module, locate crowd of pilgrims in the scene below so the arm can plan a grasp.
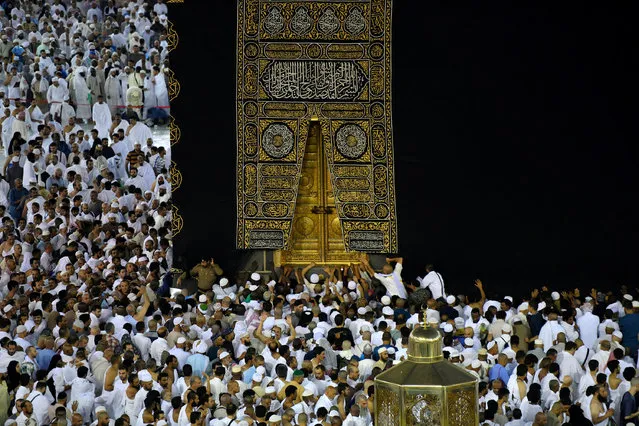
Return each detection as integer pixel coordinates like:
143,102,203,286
2,247,639,426
1,2,639,426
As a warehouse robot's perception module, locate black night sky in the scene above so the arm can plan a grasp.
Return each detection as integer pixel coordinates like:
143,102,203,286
170,3,639,300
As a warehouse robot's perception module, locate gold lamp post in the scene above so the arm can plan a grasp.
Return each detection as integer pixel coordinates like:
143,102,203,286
374,313,479,425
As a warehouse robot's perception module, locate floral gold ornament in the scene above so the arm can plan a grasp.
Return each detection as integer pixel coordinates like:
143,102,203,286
166,19,179,52
165,67,181,101
169,115,181,146
171,205,184,237
169,162,183,191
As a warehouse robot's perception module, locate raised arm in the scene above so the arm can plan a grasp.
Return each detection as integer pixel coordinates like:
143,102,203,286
301,262,315,277
133,287,150,322
255,311,270,344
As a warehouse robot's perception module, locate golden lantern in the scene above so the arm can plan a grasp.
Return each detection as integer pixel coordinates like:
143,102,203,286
374,317,479,425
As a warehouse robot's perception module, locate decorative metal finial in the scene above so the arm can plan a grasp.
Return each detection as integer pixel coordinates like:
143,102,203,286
422,306,429,328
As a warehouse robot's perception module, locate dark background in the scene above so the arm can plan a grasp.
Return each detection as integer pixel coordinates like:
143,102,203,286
169,3,638,301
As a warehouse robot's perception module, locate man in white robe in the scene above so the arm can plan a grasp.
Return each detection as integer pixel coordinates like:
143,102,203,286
141,69,156,120
31,72,49,113
0,107,15,154
11,110,30,142
125,114,153,147
46,77,67,121
92,95,112,139
72,67,91,122
152,66,169,113
104,68,123,117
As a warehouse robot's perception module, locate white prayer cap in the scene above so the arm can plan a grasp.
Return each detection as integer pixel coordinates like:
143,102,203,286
487,341,497,351
252,373,263,382
377,347,387,354
537,301,546,311
250,272,261,281
219,351,230,359
61,353,74,363
127,293,136,301
502,324,512,333
551,291,560,301
449,349,459,358
443,323,453,333
613,330,623,339
357,307,367,316
302,389,313,397
454,317,465,329
328,411,340,418
231,365,242,374
268,415,282,423
446,295,456,304
624,294,633,301
177,337,186,344
199,295,207,303
513,316,523,323
95,406,107,414
15,325,27,334
387,347,396,355
248,284,258,291
348,281,357,290
534,339,543,346
504,296,513,302
197,341,208,354
382,306,394,316
174,317,183,325
471,360,481,369
247,301,261,310
517,302,529,312
219,277,229,286
582,302,593,312
360,325,370,333
501,334,511,343
138,370,152,382
633,301,639,309
264,385,275,394
310,273,319,284
464,338,474,347
11,156,19,163
381,295,391,306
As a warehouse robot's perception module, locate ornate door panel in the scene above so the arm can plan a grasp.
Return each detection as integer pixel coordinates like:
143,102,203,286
279,121,361,265
236,0,398,253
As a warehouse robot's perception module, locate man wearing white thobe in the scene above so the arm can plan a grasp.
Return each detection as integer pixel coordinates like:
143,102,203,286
92,96,112,139
47,78,67,121
104,68,123,117
72,68,91,121
576,303,601,351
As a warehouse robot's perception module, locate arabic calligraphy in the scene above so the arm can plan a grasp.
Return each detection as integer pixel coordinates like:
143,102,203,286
260,60,368,101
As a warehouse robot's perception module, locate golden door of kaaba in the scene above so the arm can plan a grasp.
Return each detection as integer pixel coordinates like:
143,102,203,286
236,0,398,256
277,120,361,265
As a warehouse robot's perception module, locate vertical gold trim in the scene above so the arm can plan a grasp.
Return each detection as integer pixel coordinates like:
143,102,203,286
166,9,184,238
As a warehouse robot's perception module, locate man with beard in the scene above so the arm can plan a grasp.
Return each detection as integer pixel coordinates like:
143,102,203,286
589,384,615,425
234,331,252,361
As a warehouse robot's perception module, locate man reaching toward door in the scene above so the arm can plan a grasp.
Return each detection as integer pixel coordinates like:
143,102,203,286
359,254,408,300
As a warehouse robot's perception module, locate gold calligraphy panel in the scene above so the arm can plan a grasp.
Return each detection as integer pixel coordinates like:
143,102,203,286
237,0,397,252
